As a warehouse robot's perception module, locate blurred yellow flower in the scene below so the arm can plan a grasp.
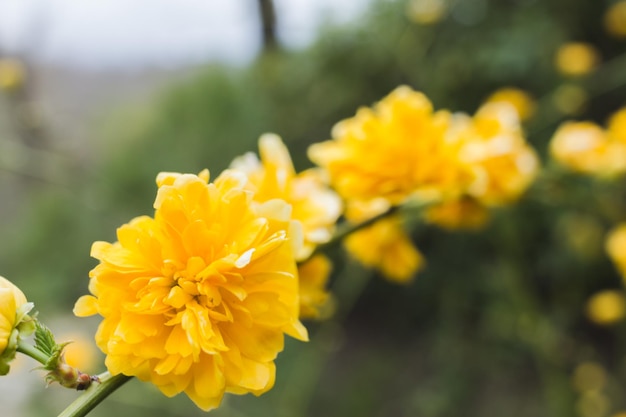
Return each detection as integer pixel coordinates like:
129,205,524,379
59,332,99,373
552,84,589,116
426,102,539,229
297,255,334,319
343,200,424,283
231,133,342,260
406,0,447,25
606,223,626,279
550,109,626,176
586,290,626,325
0,276,34,375
572,361,607,392
604,1,626,38
576,390,610,417
484,87,535,121
308,85,473,205
555,42,600,77
74,170,308,411
0,58,25,91
458,102,539,206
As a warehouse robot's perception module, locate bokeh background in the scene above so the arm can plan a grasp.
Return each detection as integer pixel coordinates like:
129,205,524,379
1,0,626,416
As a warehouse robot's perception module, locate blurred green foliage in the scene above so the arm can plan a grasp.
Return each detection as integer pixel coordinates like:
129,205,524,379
3,0,626,416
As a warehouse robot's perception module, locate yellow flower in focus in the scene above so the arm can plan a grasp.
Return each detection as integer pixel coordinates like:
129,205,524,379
425,197,489,230
485,88,535,121
308,86,473,205
555,42,600,77
550,114,626,176
586,290,626,325
0,276,34,375
406,0,447,25
231,133,342,260
604,1,626,38
343,200,424,283
606,224,626,279
298,255,334,319
74,170,308,411
0,59,25,91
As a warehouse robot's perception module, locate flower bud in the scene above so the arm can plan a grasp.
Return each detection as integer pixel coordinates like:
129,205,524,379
0,276,34,375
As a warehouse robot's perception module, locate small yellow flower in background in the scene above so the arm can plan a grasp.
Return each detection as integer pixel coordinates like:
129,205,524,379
425,102,539,229
406,0,447,25
0,276,34,375
552,84,589,116
612,412,626,417
308,86,473,206
484,87,535,121
604,0,626,38
550,109,626,176
606,223,626,279
457,102,540,206
555,42,600,77
586,290,626,325
572,361,607,393
298,255,334,319
343,199,424,283
74,170,308,411
0,58,25,91
58,332,99,373
576,390,610,417
231,133,342,261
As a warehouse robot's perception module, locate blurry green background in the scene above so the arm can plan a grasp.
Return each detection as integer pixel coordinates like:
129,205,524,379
2,0,626,416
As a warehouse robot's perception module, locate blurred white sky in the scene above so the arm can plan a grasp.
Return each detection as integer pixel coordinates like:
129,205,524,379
0,0,372,70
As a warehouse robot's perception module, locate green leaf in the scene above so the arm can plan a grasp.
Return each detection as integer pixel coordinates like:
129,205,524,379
34,321,57,365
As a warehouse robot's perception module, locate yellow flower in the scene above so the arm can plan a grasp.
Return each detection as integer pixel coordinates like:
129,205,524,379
297,255,334,319
457,102,539,206
555,42,600,77
586,290,626,325
484,88,535,121
0,58,25,91
406,0,447,25
343,200,424,283
425,102,539,229
604,1,626,38
74,170,308,411
58,332,100,373
606,224,626,279
552,84,588,115
231,133,342,260
308,86,473,205
0,276,34,375
549,112,626,176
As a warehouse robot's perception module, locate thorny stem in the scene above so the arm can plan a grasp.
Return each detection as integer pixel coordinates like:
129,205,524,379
57,372,132,417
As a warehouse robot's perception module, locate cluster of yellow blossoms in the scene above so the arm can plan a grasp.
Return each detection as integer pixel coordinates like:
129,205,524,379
310,86,539,281
68,85,541,410
550,109,626,326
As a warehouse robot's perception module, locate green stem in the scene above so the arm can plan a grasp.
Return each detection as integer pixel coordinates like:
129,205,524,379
57,372,133,417
309,199,434,260
16,340,50,366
